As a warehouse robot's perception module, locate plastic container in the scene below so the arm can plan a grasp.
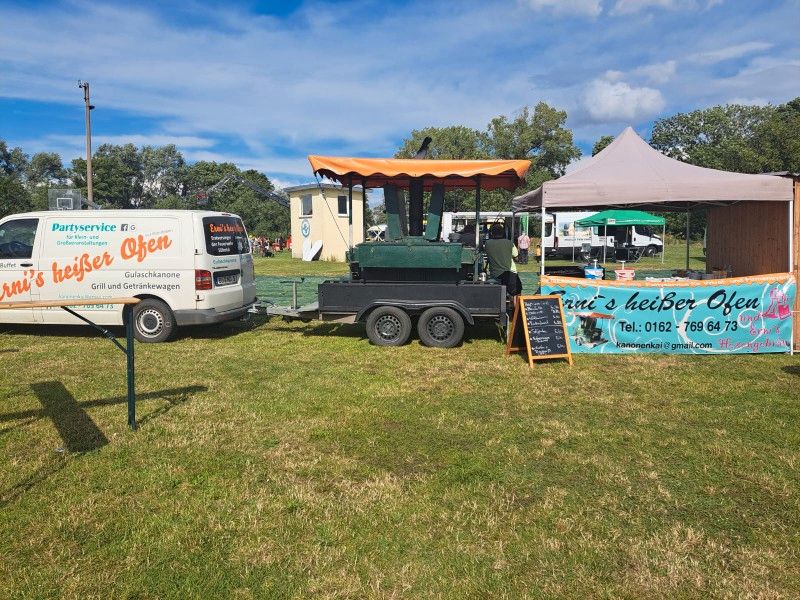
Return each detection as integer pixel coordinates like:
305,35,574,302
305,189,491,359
615,269,635,281
584,259,603,280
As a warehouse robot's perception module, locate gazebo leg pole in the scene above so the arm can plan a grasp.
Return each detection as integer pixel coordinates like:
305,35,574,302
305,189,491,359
540,203,546,278
662,223,665,265
603,224,607,264
685,208,690,270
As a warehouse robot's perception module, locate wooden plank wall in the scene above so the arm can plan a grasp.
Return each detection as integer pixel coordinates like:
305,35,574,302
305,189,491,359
706,201,789,277
794,180,800,350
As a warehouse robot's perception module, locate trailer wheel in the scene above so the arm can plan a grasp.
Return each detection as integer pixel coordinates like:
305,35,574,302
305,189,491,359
365,306,412,346
132,298,175,343
418,307,465,348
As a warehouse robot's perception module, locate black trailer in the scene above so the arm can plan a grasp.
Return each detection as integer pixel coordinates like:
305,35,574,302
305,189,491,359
257,152,531,348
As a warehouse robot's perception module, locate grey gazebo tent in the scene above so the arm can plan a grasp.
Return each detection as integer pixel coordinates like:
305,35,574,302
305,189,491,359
511,127,793,275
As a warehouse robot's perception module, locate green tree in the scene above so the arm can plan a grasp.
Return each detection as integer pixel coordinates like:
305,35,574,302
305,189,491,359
0,141,31,217
486,102,581,193
650,103,774,173
71,143,143,208
26,152,68,210
140,144,187,207
0,141,29,177
395,126,490,160
592,135,614,156
753,97,800,174
394,104,581,212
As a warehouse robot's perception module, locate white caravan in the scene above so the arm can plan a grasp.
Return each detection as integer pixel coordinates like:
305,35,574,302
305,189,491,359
0,210,256,342
441,211,528,246
540,211,662,260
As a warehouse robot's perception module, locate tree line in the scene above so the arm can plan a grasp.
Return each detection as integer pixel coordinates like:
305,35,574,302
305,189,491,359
2,97,797,240
394,97,799,240
0,142,289,237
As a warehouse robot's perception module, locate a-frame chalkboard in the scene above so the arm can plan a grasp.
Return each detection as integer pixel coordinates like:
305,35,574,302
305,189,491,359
505,295,573,367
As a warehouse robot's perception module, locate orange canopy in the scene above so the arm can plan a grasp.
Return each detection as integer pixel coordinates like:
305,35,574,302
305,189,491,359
308,156,531,191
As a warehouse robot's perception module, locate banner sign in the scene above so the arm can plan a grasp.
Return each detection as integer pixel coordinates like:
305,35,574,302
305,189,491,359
540,274,796,354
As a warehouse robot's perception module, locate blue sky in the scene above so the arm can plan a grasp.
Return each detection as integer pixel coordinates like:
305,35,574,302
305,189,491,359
1,0,799,189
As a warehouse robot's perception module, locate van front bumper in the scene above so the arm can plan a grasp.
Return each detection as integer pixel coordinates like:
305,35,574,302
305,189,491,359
173,303,254,326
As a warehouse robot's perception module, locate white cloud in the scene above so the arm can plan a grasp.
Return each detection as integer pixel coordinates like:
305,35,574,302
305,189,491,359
518,0,602,17
631,60,677,84
583,77,665,122
611,0,680,15
690,41,773,64
726,97,769,106
610,0,721,15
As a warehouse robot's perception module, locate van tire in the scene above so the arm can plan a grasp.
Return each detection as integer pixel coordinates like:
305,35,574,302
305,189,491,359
365,306,412,346
131,298,175,343
417,307,464,348
644,245,659,257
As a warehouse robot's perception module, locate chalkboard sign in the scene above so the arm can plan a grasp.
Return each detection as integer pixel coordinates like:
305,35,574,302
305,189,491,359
505,295,573,367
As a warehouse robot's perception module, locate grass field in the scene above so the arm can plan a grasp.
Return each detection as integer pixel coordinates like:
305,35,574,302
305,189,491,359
1,247,798,598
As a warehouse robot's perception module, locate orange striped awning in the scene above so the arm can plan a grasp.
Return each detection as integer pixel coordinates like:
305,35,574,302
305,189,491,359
308,156,531,191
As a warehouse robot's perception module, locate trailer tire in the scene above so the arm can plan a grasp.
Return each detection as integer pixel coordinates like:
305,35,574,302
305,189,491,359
132,298,175,343
366,306,412,346
417,307,465,348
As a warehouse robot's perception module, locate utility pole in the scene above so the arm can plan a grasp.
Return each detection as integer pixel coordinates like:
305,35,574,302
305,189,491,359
78,81,95,204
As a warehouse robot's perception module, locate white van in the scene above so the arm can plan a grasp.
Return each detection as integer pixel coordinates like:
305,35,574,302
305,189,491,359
0,210,256,342
541,211,662,260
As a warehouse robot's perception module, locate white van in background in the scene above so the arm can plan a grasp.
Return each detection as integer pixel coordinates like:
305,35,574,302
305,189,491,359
0,210,256,342
541,211,662,260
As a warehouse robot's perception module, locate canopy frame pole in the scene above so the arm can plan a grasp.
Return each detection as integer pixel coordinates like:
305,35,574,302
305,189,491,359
685,207,690,270
474,175,481,279
347,175,354,251
540,202,546,277
603,224,607,264
662,222,665,265
362,177,368,243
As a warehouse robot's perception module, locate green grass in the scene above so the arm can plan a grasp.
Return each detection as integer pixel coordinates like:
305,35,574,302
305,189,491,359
1,249,799,598
255,251,349,277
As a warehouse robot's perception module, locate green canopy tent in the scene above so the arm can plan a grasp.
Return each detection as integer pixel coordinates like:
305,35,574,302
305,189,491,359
575,209,666,264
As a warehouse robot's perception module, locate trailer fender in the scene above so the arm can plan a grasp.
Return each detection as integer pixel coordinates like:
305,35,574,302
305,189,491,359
356,300,475,325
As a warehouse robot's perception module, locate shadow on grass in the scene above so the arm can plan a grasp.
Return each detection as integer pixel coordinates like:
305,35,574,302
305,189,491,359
0,324,112,339
0,383,207,507
0,348,20,354
782,365,800,377
1,320,259,342
172,316,269,341
0,384,207,428
278,321,504,346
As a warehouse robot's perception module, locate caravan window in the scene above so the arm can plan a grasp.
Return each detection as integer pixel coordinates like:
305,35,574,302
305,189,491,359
0,218,38,259
544,222,553,238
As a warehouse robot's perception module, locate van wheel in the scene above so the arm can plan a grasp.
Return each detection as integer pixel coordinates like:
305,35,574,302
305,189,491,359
418,307,465,348
644,245,659,257
365,306,411,346
132,299,175,343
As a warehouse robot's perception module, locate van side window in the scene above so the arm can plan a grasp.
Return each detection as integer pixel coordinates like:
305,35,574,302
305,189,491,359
202,217,250,255
0,218,38,259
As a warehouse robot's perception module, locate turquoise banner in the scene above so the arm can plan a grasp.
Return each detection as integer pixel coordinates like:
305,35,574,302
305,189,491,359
540,274,796,354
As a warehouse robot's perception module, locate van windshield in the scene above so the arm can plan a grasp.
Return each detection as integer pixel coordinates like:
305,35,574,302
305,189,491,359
202,216,250,256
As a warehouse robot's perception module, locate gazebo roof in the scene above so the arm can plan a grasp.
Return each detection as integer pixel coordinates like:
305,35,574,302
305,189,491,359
512,127,792,212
